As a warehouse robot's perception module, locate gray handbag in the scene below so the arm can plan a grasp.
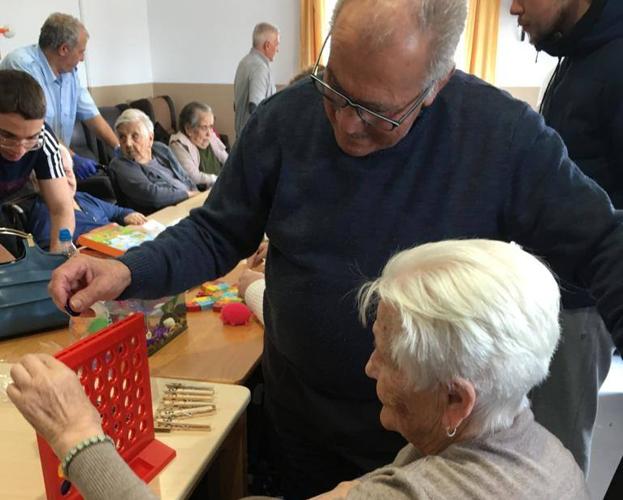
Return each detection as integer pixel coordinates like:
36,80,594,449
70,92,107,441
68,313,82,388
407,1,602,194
0,228,69,339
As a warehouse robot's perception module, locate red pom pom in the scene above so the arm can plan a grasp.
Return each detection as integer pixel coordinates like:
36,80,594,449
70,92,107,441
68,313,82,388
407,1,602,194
220,302,253,326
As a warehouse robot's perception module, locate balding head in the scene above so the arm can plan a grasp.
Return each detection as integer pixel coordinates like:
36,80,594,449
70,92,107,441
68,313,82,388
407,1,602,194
331,0,466,86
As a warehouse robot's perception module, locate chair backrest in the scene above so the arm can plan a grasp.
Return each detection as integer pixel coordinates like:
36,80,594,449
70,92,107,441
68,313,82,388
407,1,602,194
102,165,128,208
1,193,38,233
151,96,177,133
69,120,98,161
605,454,623,499
97,104,128,164
129,96,177,144
76,174,117,205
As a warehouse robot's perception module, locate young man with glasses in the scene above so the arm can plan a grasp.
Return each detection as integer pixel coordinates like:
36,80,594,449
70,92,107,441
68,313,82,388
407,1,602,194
49,0,623,497
0,70,74,254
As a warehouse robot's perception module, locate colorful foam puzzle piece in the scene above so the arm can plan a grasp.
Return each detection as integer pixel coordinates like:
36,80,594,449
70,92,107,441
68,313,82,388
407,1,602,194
186,281,241,313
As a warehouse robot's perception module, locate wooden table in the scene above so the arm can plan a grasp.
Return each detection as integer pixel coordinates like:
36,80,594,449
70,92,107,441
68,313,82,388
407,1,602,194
0,189,262,498
149,266,264,384
0,369,250,499
0,263,263,385
150,190,209,226
0,190,264,385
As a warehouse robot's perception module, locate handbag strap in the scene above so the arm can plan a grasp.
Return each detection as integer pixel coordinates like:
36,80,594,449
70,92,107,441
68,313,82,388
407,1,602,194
0,227,35,247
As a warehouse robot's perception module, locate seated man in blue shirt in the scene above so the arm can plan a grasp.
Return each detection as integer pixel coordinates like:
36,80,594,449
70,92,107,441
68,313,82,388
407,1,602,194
0,12,119,179
28,145,147,250
0,70,74,254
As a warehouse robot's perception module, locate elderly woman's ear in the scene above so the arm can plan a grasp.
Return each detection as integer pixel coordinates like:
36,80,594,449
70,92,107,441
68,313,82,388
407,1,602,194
441,378,476,437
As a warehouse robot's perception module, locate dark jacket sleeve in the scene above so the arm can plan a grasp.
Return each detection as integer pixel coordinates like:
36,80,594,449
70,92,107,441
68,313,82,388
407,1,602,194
118,109,277,297
504,106,623,349
110,156,188,211
604,67,623,201
152,142,196,190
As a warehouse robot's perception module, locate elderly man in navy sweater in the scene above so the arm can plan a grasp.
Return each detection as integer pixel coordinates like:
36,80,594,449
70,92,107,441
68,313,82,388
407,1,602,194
50,0,623,497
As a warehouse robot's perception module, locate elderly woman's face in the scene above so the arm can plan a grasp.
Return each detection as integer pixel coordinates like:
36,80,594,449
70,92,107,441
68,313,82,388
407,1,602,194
117,121,154,165
365,302,444,443
186,112,214,150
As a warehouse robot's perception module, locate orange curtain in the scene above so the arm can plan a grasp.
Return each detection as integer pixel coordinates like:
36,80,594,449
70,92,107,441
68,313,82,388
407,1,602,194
465,0,501,84
300,0,325,70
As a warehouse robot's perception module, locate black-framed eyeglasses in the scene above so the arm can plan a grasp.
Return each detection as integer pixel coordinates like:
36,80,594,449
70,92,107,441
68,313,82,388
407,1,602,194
310,32,432,132
0,127,44,152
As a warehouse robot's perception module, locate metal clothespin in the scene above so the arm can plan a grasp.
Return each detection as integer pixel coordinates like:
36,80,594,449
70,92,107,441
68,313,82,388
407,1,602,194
158,400,213,409
157,405,216,419
165,390,216,398
154,420,212,432
162,393,214,403
166,383,215,394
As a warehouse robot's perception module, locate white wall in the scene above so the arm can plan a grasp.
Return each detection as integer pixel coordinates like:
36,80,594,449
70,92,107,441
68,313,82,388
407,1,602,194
146,0,300,84
0,0,153,87
80,0,153,87
495,0,557,88
0,0,87,83
1,0,553,90
0,0,80,54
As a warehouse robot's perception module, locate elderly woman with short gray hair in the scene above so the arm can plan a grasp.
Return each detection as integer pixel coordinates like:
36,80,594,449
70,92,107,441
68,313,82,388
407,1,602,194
315,240,587,499
7,240,587,499
109,108,198,214
169,102,228,188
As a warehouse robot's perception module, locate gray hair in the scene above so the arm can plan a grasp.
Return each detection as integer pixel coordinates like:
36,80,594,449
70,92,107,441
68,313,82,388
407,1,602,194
252,22,279,48
39,12,86,51
114,108,154,135
359,240,561,437
178,102,213,135
331,0,467,87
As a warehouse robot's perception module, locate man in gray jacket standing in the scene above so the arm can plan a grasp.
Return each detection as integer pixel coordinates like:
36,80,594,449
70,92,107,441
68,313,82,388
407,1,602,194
233,22,280,138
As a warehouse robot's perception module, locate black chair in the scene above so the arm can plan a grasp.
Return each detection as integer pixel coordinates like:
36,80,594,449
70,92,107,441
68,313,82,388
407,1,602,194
102,164,128,209
605,455,623,499
129,96,177,144
219,133,231,152
97,104,128,165
77,172,117,204
69,120,98,161
1,198,31,233
1,194,39,257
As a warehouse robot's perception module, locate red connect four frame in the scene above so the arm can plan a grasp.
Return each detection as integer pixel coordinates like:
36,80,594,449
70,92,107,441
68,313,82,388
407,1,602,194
37,314,176,500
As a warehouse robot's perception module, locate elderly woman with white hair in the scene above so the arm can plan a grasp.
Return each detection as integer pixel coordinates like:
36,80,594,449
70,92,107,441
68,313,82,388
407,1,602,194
7,240,587,499
169,102,228,188
109,108,199,214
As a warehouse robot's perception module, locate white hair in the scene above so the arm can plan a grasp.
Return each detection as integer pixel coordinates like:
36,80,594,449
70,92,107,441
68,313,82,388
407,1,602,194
331,0,467,87
252,22,279,48
114,108,154,135
359,240,561,436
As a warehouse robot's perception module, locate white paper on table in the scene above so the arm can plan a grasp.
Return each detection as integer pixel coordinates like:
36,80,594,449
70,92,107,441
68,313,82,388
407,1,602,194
141,219,167,236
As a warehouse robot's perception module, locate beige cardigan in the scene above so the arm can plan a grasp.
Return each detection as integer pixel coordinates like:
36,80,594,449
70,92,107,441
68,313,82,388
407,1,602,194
169,131,218,187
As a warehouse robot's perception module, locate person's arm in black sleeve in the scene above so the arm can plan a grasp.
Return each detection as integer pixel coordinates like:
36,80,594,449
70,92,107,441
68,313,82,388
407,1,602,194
504,106,623,351
603,68,623,207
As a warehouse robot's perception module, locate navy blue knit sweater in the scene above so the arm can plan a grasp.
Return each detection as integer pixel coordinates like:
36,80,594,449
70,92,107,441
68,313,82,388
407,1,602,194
120,71,623,400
